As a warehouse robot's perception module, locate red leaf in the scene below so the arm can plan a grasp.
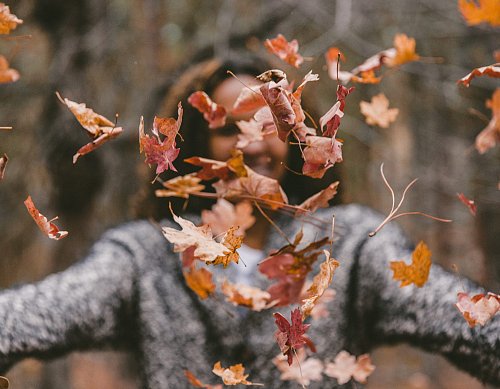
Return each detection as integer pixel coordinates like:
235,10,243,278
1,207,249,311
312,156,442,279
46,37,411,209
264,34,304,68
259,81,296,142
302,136,343,179
24,196,68,240
188,91,227,129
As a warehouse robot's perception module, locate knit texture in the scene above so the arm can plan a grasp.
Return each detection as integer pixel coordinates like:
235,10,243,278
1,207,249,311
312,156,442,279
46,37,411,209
0,204,498,388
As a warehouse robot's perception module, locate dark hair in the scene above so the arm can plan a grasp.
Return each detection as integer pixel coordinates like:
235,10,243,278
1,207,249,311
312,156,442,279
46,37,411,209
138,53,340,219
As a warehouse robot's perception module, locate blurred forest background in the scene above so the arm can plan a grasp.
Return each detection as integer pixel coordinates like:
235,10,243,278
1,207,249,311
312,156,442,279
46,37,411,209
0,0,498,388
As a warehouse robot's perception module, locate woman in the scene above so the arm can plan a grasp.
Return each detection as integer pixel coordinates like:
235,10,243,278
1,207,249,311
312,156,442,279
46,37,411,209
0,55,498,389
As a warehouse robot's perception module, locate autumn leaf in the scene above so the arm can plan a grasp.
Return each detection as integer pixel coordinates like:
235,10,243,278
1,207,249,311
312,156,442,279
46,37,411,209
209,226,242,267
56,92,123,163
185,370,222,389
188,91,227,129
185,156,231,181
0,153,8,181
290,71,320,123
455,292,500,327
273,349,324,386
324,351,375,384
458,64,500,87
458,0,500,27
183,267,216,300
302,136,343,179
221,280,274,311
319,85,355,137
384,34,420,68
259,80,296,142
297,181,339,215
232,85,266,115
235,119,265,149
457,193,477,216
300,250,340,320
0,3,22,34
360,93,399,128
390,241,431,288
308,288,336,320
264,34,304,68
24,196,68,240
212,362,262,386
273,308,316,365
325,47,354,82
0,55,19,84
201,199,255,237
475,88,500,154
155,173,205,199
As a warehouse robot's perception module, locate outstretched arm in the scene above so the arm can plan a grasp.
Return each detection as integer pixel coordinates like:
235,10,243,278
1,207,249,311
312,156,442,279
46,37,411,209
0,223,145,373
349,207,499,385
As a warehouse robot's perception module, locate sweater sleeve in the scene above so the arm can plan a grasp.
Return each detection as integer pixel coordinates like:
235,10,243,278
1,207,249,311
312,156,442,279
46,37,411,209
0,223,145,373
347,207,500,386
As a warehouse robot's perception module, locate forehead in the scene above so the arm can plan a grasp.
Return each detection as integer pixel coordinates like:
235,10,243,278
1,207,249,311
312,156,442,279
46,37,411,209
211,75,261,121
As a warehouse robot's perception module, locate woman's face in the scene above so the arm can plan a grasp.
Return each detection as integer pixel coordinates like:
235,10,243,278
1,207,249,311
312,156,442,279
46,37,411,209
209,75,288,181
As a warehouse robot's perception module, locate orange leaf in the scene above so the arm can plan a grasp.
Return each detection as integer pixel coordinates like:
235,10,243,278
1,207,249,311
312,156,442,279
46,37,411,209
212,361,262,386
0,3,22,34
231,85,266,115
183,267,216,300
264,34,303,68
350,70,382,84
0,55,19,84
0,153,7,181
458,0,500,27
185,370,222,389
455,292,500,327
475,88,500,154
297,181,339,215
221,280,273,311
384,34,420,68
208,226,243,268
360,93,399,128
324,351,375,384
390,241,431,288
24,196,68,240
188,91,227,129
155,173,205,199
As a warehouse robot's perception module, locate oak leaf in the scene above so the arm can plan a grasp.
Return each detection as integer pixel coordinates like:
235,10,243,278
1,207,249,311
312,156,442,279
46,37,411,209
475,88,500,154
201,199,255,237
221,280,274,311
264,34,303,68
360,93,399,128
457,193,477,216
390,241,431,288
324,351,375,384
155,173,205,199
458,64,500,87
0,3,22,34
183,267,216,300
297,181,339,215
0,153,7,180
458,0,500,27
273,349,324,386
212,362,262,386
24,196,68,240
188,91,227,129
455,292,500,327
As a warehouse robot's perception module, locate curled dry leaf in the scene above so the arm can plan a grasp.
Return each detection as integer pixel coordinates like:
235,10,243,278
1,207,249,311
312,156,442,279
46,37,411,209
0,55,19,84
185,370,222,389
221,280,274,311
458,64,500,87
456,292,500,328
360,93,399,128
212,361,262,386
390,241,431,288
458,0,500,27
188,91,227,129
56,92,123,163
300,250,340,320
302,136,343,179
185,156,230,181
457,193,477,216
232,85,265,115
155,173,205,199
201,199,255,237
273,349,324,386
183,267,216,300
264,34,304,68
320,85,355,137
0,3,22,34
475,88,500,154
259,80,296,142
324,351,375,385
297,181,339,216
0,153,8,180
24,196,68,240
273,308,316,366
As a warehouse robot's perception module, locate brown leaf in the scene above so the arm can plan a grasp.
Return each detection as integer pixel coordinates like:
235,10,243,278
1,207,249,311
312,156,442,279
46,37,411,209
390,241,431,288
259,81,296,142
185,156,231,181
297,181,339,215
221,280,273,311
185,370,222,389
201,199,255,237
232,85,266,115
183,267,216,300
0,55,19,84
24,196,68,240
0,3,22,34
302,136,343,179
458,64,500,87
324,351,375,384
209,226,243,268
155,173,205,199
212,362,262,386
360,93,399,128
458,0,500,27
188,91,227,129
455,292,500,327
0,153,8,180
264,34,304,68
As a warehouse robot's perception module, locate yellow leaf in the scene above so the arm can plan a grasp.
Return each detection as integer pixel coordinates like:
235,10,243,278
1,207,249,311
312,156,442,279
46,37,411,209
390,241,431,287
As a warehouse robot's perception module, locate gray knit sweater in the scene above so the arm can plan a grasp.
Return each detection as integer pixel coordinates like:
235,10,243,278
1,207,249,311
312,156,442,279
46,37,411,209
0,205,498,388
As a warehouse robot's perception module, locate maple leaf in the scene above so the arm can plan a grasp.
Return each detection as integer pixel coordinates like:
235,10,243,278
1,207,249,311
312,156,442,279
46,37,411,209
185,370,222,389
208,226,243,268
457,193,477,216
273,349,324,386
273,308,316,365
458,0,500,27
0,376,8,389
475,88,500,154
235,119,265,149
0,55,19,84
162,208,227,262
324,351,375,384
360,93,399,128
24,196,68,240
297,181,339,216
302,136,343,179
458,64,500,87
232,85,266,115
0,153,8,181
300,250,340,319
183,267,216,300
188,91,227,129
155,173,205,199
455,292,500,327
259,81,296,142
384,34,420,68
56,92,123,163
212,362,262,386
201,199,255,237
390,241,431,288
264,34,304,68
221,280,274,311
0,3,22,34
